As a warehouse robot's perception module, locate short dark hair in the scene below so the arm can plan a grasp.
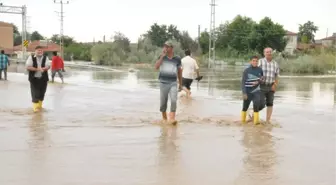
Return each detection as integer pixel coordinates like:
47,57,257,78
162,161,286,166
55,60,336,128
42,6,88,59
53,51,57,56
185,49,191,56
0,50,4,54
250,55,259,61
35,46,43,50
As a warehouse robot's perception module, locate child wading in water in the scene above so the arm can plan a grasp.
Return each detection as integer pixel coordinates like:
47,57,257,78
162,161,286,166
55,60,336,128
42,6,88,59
241,56,265,124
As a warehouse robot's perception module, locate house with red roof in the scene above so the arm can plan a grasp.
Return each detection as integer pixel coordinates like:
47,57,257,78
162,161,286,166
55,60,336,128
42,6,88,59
320,33,336,48
12,40,60,58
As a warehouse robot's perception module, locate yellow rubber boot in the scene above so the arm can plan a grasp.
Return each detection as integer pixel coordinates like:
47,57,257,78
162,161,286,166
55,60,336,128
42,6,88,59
38,100,43,109
241,111,247,123
33,103,40,113
253,112,260,125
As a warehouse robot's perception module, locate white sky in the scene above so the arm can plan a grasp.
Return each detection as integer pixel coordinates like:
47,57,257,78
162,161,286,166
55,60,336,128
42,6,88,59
0,0,335,43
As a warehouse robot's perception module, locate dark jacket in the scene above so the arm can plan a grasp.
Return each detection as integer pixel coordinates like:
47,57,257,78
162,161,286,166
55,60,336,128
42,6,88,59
28,55,49,82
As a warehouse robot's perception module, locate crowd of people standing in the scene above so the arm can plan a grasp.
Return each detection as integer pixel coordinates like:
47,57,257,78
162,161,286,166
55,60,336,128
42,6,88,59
155,41,279,125
2,42,279,124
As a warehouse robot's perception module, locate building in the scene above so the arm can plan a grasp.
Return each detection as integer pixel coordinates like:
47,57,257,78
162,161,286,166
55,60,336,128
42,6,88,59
284,31,298,55
0,21,14,51
14,40,60,57
320,33,336,48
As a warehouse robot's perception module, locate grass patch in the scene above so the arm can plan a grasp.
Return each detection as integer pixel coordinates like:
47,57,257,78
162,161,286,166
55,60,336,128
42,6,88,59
277,54,336,74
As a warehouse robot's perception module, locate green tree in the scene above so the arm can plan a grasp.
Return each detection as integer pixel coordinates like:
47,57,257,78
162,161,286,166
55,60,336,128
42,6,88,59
50,34,75,47
64,43,92,61
225,15,256,53
215,23,230,50
251,17,287,55
30,31,44,41
179,31,198,51
167,24,180,41
298,21,318,43
112,32,131,52
199,31,209,54
146,23,169,47
12,24,22,46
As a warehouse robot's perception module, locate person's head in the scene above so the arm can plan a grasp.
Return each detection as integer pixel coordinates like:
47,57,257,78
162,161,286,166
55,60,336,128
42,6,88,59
0,50,4,54
163,41,174,55
52,51,58,56
35,46,44,57
185,49,191,56
263,47,273,60
250,55,259,67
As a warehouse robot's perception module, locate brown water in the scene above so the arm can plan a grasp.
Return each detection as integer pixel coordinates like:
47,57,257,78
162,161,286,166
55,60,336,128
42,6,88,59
0,65,335,185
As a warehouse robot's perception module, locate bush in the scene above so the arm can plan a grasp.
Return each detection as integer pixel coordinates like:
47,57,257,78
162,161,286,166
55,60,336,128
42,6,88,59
277,54,335,74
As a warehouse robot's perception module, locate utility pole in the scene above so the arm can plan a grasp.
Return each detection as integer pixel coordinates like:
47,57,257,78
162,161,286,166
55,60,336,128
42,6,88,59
208,0,217,69
326,28,328,38
54,0,69,59
198,25,201,42
0,3,27,60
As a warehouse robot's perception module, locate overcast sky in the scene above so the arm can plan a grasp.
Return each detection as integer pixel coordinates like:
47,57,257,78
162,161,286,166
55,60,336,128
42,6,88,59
1,0,335,43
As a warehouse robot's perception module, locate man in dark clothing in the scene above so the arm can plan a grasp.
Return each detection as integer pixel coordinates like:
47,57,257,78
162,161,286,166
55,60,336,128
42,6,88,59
241,56,265,124
25,46,51,112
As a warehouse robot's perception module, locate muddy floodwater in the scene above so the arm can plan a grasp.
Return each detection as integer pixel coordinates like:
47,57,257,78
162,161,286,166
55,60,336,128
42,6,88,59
0,64,335,185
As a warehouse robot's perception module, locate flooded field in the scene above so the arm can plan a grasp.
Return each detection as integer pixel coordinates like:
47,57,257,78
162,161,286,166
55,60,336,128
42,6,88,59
0,64,335,185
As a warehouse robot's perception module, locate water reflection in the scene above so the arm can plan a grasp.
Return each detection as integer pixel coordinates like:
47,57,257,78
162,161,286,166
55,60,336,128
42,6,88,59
310,82,335,107
236,126,277,185
91,71,124,82
27,113,51,185
120,72,138,88
28,113,50,148
157,125,180,185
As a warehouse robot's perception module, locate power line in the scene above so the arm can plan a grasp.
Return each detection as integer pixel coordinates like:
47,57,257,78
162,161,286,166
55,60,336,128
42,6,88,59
54,0,69,59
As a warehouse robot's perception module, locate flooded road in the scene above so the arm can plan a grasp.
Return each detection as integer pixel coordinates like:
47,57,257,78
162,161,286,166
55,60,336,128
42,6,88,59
0,65,335,185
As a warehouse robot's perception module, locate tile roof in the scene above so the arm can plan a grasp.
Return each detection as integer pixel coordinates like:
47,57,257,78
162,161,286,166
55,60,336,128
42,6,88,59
14,40,60,52
286,31,297,36
0,21,13,28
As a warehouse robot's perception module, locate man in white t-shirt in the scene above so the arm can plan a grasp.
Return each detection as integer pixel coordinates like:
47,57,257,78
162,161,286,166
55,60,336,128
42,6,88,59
181,49,201,98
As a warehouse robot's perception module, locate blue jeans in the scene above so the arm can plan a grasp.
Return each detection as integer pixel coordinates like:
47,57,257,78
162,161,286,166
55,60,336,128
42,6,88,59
160,81,178,112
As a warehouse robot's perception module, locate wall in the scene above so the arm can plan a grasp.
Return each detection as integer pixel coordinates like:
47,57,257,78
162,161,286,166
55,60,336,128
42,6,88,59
0,23,14,49
284,35,298,55
322,40,335,47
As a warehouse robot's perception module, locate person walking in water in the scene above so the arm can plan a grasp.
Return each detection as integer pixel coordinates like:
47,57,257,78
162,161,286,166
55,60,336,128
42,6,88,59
0,50,10,80
51,51,65,83
258,47,280,123
181,49,201,98
26,46,51,113
241,56,265,125
155,41,183,124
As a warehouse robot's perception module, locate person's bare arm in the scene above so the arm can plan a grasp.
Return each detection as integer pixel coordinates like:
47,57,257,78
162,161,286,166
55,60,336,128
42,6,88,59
155,55,164,70
194,60,200,77
177,58,182,88
155,49,166,70
178,67,182,87
272,63,280,91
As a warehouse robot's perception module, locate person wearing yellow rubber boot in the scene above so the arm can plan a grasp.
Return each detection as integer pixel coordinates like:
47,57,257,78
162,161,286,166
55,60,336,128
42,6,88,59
26,46,51,113
241,56,264,125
